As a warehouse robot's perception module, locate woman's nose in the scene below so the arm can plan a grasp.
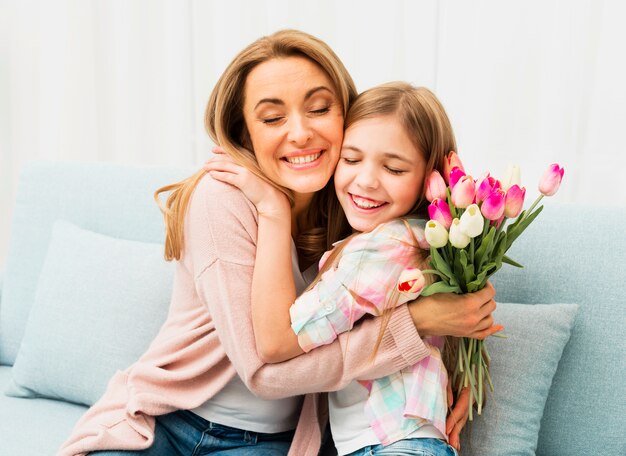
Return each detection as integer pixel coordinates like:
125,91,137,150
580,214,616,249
287,115,313,146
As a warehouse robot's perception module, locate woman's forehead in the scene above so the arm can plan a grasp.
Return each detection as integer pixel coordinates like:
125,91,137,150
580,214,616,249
244,57,335,106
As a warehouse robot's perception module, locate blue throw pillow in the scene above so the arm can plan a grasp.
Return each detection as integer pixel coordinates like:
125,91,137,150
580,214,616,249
6,220,174,406
460,303,578,456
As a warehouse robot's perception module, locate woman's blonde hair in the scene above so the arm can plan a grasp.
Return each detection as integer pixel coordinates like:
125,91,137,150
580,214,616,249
314,82,459,370
155,29,356,262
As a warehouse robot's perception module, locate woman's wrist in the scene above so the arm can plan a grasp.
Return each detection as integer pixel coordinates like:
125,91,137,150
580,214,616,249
407,297,435,337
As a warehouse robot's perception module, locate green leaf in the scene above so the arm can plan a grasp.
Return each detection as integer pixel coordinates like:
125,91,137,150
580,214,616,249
474,226,496,271
494,231,508,267
421,269,448,280
502,255,524,268
506,205,544,249
431,247,454,280
421,281,462,296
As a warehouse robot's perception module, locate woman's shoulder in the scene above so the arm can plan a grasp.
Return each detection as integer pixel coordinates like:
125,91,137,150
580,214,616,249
186,172,258,235
192,172,257,214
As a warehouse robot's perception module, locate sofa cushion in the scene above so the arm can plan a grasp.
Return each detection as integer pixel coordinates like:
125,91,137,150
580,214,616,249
490,203,626,456
6,220,174,406
460,302,578,456
0,161,191,365
0,365,87,456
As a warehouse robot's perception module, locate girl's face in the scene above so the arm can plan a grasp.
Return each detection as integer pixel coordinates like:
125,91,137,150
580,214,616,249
334,115,427,233
242,56,344,197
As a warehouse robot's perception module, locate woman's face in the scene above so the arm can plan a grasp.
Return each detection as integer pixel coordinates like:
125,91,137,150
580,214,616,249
242,56,344,196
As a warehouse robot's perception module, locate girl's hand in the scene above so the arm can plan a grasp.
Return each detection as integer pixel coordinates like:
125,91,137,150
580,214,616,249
204,156,289,217
446,385,470,451
408,282,504,339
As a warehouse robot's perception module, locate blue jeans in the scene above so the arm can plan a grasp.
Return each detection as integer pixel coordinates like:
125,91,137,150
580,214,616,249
345,438,458,456
91,410,294,455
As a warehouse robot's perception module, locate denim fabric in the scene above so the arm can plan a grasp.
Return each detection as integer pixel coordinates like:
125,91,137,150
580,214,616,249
91,410,294,456
345,438,458,456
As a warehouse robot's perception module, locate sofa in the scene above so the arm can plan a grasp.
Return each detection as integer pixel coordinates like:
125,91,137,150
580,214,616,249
0,161,624,456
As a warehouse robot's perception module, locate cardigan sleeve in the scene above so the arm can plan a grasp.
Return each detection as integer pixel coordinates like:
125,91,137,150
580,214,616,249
290,220,426,352
188,176,430,400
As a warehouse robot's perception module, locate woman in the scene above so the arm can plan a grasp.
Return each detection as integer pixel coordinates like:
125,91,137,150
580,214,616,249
60,30,498,456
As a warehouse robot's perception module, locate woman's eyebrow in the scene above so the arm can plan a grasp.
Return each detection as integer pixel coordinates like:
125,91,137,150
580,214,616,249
304,86,334,100
254,86,334,110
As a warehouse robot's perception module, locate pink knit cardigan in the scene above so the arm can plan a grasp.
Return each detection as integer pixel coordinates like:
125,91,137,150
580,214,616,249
58,175,429,456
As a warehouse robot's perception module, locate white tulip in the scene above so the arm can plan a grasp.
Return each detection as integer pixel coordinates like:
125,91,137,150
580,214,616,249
501,165,521,190
459,204,484,238
425,220,449,248
449,218,471,248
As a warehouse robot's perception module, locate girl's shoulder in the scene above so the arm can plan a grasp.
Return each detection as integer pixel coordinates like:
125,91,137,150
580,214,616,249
369,217,426,240
349,218,428,250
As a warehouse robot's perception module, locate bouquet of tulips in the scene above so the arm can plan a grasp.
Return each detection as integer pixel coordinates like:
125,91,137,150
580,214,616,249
421,152,564,420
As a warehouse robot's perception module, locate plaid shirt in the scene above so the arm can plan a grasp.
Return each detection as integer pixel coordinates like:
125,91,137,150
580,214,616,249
290,218,448,445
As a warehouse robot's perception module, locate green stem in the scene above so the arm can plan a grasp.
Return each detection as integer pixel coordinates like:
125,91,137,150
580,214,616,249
525,194,544,219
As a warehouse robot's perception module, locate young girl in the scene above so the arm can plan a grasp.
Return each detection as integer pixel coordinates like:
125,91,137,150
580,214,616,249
207,82,466,455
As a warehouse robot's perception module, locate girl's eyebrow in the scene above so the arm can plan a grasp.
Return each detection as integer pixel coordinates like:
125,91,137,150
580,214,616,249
342,145,414,165
254,86,334,110
382,152,414,165
341,144,362,153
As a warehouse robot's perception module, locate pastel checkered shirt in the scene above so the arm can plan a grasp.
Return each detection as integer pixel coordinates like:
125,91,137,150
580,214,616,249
290,218,448,445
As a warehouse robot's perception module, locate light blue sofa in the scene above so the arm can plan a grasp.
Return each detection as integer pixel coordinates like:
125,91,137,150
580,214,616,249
0,161,624,455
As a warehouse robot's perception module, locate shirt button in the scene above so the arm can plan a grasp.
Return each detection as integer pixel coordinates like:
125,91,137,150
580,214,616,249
324,303,335,313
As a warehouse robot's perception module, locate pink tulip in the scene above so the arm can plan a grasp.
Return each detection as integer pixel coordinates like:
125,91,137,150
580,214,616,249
476,173,502,204
443,151,465,183
504,185,526,218
539,164,564,196
451,175,475,209
449,167,466,190
481,188,506,220
425,170,447,202
428,198,453,230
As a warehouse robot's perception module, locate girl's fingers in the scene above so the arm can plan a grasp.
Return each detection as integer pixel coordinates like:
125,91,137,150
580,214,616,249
447,387,470,450
204,160,243,174
208,170,241,188
212,146,226,155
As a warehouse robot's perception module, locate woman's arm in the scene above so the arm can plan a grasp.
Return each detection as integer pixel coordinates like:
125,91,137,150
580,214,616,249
206,158,304,362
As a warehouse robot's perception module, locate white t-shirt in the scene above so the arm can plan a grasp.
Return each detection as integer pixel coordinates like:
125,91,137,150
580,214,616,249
192,240,316,433
330,381,445,455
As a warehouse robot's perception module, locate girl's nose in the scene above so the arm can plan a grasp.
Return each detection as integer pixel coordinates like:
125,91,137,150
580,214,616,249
287,115,313,146
354,165,379,190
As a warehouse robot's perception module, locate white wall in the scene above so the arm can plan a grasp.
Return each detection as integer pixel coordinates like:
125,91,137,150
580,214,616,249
2,0,625,266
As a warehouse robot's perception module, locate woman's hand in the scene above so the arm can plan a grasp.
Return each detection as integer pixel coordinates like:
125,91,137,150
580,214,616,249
446,385,470,451
408,282,503,339
204,152,289,218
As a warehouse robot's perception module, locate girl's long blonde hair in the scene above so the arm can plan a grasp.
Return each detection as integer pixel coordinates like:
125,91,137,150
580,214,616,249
313,83,459,370
155,29,356,263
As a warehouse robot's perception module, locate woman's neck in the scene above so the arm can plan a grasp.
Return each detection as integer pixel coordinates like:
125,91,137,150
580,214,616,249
291,192,315,238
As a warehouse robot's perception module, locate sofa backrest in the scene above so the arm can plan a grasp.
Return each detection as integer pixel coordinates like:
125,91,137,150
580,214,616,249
492,203,625,455
0,161,192,365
